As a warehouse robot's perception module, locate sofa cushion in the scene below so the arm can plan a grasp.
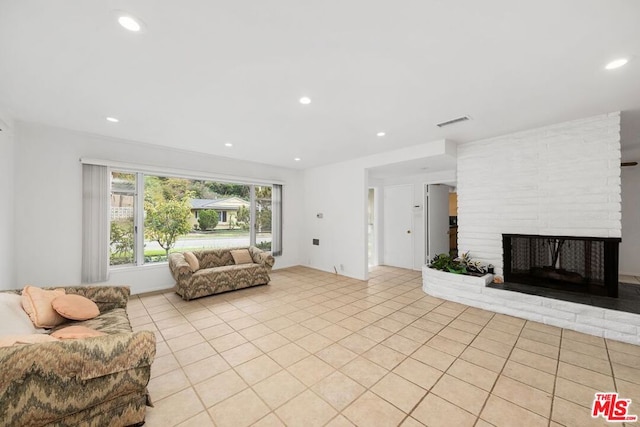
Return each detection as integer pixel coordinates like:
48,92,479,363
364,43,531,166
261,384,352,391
198,248,237,268
183,251,200,271
49,307,133,335
51,325,106,339
0,293,43,336
193,263,262,276
52,294,100,321
231,249,253,265
0,334,58,347
21,286,67,328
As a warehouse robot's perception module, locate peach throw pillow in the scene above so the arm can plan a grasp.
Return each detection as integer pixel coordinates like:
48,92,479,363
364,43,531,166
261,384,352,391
21,286,67,328
52,294,100,321
0,334,59,348
51,326,106,339
230,249,253,265
183,251,199,271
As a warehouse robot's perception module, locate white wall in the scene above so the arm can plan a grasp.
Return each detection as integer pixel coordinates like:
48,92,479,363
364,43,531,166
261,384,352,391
304,163,367,279
303,140,456,280
13,122,304,294
457,112,622,277
0,116,15,289
620,145,640,275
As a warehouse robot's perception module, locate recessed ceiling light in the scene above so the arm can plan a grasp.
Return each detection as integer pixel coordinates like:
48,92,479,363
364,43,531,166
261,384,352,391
294,157,301,161
299,97,311,105
224,142,233,147
117,14,143,32
376,132,386,137
605,58,629,70
106,117,119,123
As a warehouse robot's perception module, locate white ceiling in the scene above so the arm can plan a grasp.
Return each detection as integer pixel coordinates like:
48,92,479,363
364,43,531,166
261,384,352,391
1,0,639,169
368,155,457,180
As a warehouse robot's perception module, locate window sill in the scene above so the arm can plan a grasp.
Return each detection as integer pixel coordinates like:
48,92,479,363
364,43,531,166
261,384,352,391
109,262,168,273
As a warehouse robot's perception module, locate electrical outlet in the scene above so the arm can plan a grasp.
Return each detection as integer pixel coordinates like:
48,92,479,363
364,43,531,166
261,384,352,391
313,239,319,246
340,264,344,271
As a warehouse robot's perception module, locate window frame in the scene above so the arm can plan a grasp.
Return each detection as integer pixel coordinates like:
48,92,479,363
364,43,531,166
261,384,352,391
108,169,281,269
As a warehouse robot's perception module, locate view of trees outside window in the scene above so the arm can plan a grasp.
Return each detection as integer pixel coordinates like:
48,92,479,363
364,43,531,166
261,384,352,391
110,172,136,266
109,172,272,266
255,186,272,251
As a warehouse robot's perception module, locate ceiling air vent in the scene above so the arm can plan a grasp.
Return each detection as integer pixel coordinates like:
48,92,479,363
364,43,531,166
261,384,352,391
437,116,470,128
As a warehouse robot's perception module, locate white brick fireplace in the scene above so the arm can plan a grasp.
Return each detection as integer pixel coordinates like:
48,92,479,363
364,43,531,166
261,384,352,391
422,112,640,344
457,111,621,273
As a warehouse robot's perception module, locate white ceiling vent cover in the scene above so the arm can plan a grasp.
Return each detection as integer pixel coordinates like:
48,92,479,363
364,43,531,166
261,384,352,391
437,116,470,128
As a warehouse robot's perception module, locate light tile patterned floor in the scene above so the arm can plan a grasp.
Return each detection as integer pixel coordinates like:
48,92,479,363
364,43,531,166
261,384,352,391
129,266,640,427
620,274,640,285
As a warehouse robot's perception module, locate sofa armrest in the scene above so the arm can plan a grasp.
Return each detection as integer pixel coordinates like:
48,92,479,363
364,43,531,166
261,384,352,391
0,331,155,383
0,331,156,425
168,253,193,283
249,246,275,269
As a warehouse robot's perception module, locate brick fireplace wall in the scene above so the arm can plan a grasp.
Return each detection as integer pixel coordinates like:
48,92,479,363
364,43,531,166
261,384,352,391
457,112,621,278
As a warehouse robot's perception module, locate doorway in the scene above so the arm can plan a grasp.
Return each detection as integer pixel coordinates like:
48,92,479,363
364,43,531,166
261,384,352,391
424,184,452,263
383,184,414,269
449,191,458,256
368,188,377,267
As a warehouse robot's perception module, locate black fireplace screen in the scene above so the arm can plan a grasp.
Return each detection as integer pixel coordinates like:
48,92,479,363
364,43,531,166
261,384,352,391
503,234,620,297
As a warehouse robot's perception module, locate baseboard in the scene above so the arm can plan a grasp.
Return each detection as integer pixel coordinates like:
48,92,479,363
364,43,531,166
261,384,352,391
620,271,640,277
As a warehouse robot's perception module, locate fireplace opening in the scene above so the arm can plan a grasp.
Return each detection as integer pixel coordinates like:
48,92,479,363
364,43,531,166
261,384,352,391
503,234,621,297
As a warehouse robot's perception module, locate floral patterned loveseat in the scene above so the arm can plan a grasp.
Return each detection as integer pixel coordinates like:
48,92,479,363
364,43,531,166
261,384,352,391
168,246,275,300
0,286,156,427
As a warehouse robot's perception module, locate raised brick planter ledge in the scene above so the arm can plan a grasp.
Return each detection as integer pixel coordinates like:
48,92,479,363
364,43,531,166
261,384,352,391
422,266,640,345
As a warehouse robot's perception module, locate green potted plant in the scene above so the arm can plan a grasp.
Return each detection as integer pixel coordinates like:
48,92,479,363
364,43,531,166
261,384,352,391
429,252,488,276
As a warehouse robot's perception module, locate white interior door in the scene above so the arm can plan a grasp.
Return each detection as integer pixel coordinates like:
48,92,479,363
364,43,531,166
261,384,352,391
425,184,450,261
383,184,414,269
